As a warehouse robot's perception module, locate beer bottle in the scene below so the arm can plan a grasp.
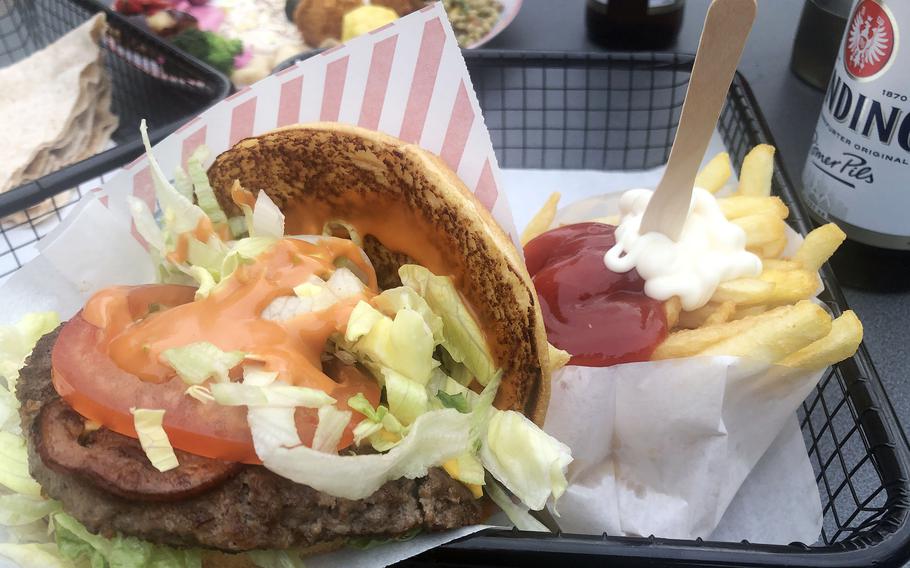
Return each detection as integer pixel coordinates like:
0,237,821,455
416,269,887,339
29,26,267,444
790,0,852,90
586,0,685,50
800,0,910,291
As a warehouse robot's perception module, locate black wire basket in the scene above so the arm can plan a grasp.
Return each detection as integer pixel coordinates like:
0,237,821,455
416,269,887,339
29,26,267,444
396,51,909,568
0,0,230,266
3,48,910,567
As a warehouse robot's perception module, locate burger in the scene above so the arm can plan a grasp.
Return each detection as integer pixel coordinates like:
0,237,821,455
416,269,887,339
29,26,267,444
6,123,571,566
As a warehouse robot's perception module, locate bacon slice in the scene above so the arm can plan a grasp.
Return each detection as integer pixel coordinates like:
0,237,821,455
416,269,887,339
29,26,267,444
35,399,242,502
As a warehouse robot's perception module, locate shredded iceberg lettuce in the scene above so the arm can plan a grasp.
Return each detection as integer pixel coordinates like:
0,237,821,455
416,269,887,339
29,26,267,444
127,195,166,254
485,479,550,532
134,121,288,299
322,219,363,248
371,287,443,343
212,382,335,408
0,543,72,568
436,390,469,413
140,121,203,232
173,166,194,201
348,393,404,449
161,341,246,385
382,367,428,426
186,235,228,276
185,145,228,225
325,266,367,299
347,527,421,551
0,311,60,391
346,307,439,388
480,409,572,511
387,309,437,384
184,385,215,404
231,236,277,261
252,190,285,239
131,408,179,473
54,512,204,568
0,432,42,496
398,265,496,386
0,387,20,434
0,494,60,526
312,405,352,453
250,405,474,500
248,549,307,568
345,301,386,343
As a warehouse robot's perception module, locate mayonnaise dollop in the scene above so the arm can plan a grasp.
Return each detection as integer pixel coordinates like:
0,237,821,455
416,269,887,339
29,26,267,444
603,188,762,311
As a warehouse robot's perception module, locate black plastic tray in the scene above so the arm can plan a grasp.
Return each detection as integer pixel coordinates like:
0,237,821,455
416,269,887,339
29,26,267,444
0,0,230,239
3,48,910,567
395,51,909,568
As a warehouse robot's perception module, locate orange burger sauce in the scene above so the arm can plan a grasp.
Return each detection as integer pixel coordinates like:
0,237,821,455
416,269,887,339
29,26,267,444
84,238,376,389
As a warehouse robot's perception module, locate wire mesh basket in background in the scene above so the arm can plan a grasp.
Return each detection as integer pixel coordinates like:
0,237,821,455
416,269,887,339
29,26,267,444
0,0,230,276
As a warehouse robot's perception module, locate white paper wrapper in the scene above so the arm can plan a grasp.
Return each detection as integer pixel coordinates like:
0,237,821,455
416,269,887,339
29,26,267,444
501,146,824,544
544,358,823,540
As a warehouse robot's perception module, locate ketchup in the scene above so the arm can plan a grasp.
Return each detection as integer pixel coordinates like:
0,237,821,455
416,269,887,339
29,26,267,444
524,222,667,367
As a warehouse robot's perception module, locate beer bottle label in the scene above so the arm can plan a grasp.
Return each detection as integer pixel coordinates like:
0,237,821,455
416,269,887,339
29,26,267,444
802,0,910,248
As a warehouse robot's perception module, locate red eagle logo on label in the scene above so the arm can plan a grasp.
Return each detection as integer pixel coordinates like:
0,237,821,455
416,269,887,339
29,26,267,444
845,0,896,79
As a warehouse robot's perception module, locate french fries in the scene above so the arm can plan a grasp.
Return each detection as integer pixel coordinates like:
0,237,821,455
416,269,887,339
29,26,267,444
737,144,775,197
779,311,863,369
698,301,832,362
658,146,860,370
794,223,846,272
677,301,734,330
521,192,561,246
756,235,788,259
694,152,732,193
704,301,736,326
664,297,682,329
761,259,802,271
652,305,795,360
732,214,788,251
712,278,775,305
717,195,788,219
757,268,819,305
732,305,769,320
547,342,572,373
529,144,862,373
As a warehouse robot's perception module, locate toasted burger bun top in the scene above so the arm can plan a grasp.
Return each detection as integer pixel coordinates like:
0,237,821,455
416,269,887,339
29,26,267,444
207,123,550,425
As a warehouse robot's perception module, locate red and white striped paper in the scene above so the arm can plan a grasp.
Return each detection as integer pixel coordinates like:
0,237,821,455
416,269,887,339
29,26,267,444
103,2,517,242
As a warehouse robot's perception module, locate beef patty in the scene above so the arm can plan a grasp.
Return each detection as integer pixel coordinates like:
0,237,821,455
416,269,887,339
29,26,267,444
17,328,482,552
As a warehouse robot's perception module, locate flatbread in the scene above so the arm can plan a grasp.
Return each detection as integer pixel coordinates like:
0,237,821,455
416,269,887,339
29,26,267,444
0,13,119,225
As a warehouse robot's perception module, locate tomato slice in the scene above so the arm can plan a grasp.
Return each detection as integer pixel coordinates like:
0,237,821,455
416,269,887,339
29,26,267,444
52,285,380,464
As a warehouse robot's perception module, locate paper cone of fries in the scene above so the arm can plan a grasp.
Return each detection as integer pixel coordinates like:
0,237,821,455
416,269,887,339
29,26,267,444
515,150,858,543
